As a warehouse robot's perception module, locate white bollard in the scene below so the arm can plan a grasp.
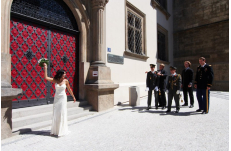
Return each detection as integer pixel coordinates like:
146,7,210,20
129,86,140,106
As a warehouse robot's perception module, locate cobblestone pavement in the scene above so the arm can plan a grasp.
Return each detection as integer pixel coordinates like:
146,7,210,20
1,91,229,151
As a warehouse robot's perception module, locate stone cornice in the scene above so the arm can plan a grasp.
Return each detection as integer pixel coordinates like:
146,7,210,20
91,0,109,9
151,0,170,20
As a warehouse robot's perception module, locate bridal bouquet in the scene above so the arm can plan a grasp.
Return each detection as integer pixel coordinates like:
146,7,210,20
38,58,49,67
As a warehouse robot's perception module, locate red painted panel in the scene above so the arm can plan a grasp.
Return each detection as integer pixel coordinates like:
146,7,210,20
50,30,76,97
10,18,48,101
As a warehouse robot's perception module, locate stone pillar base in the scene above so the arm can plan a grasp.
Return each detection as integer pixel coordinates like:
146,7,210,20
86,66,114,84
85,84,119,112
1,86,22,140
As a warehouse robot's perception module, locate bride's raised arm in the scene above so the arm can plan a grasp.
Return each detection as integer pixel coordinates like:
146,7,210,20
43,63,55,83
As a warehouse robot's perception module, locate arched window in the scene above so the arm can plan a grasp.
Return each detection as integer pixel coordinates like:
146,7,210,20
10,0,79,108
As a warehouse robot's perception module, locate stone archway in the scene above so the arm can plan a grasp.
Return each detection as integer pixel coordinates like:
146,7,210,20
1,0,90,139
1,0,90,99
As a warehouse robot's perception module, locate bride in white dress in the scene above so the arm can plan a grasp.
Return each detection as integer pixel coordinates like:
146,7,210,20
43,63,76,137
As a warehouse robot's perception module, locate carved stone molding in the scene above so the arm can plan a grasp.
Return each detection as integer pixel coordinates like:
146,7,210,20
151,0,170,20
124,50,149,60
91,0,109,9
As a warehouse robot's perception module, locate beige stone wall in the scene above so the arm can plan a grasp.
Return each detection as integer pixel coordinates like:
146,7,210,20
173,0,229,91
106,0,174,104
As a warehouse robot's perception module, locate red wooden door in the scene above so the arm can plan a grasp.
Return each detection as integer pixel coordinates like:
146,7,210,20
10,18,77,108
50,30,76,99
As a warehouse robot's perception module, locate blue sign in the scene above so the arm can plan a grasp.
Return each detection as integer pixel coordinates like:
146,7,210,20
107,48,111,52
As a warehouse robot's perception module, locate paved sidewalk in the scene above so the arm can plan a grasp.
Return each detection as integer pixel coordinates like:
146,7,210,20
1,91,229,151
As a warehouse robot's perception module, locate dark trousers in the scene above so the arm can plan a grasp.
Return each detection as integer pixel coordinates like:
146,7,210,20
196,89,210,113
167,91,180,111
158,89,166,107
183,87,194,105
147,90,158,107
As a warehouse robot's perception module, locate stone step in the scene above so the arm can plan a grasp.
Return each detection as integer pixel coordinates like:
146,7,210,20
13,105,92,129
12,111,96,133
12,101,88,119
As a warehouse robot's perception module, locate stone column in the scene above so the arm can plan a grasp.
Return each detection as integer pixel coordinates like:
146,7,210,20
1,0,22,139
85,0,119,111
91,0,108,66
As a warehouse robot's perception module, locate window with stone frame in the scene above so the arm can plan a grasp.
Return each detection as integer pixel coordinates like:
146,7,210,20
125,1,148,60
157,24,168,62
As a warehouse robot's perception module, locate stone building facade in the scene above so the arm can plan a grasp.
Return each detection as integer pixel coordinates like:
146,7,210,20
1,0,228,139
173,0,229,91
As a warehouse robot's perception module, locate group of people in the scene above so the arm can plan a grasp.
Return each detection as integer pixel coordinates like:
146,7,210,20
42,56,213,137
146,57,214,114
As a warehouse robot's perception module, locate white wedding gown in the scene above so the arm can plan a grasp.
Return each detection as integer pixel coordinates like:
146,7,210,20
50,83,69,136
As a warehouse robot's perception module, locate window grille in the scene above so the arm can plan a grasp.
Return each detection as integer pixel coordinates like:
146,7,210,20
11,0,78,31
127,11,143,55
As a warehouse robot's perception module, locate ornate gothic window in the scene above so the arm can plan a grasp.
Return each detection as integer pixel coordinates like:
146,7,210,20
11,0,78,31
125,1,148,60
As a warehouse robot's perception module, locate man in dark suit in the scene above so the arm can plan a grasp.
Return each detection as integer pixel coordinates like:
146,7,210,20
166,66,182,113
156,64,167,109
181,61,194,108
194,57,214,114
146,64,159,110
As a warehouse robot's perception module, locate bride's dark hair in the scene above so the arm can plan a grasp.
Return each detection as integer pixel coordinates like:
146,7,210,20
54,69,65,81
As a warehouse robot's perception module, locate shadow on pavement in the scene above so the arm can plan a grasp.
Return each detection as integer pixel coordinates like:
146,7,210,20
14,129,56,137
159,111,202,116
118,105,202,116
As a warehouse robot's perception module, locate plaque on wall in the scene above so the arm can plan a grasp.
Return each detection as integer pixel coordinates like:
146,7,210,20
107,54,124,64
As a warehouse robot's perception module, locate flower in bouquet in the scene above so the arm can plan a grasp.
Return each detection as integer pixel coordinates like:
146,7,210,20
38,58,49,67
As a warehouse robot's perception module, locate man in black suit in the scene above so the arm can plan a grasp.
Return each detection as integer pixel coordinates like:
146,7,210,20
156,64,167,109
166,66,182,113
181,61,194,108
194,57,214,114
146,64,159,110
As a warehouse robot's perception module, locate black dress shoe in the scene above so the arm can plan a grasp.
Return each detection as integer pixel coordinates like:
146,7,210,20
202,111,208,114
196,109,202,112
182,103,188,106
162,106,166,110
155,106,158,109
166,110,171,113
146,107,150,110
189,105,194,108
175,110,179,113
